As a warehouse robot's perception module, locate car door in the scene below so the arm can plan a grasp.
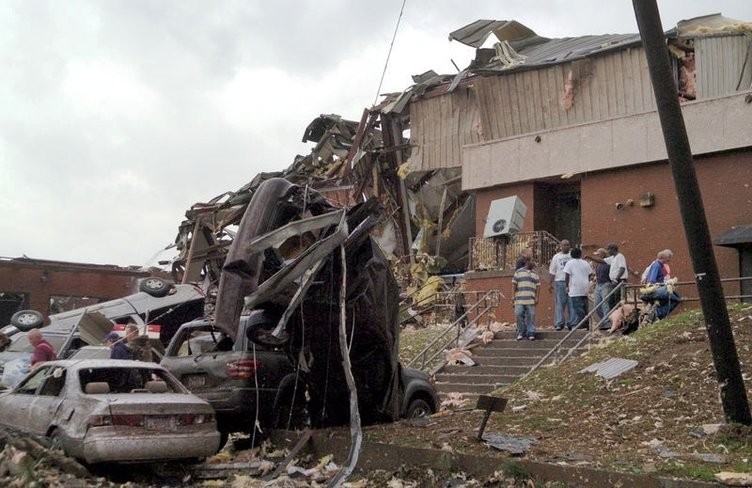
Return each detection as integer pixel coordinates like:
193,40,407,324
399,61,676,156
0,366,52,431
27,366,67,435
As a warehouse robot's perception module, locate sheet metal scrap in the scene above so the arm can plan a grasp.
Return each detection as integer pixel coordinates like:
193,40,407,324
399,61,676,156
214,177,402,427
579,358,638,380
482,433,536,456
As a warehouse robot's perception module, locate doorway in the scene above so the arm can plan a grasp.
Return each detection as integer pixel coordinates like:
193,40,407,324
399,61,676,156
534,182,581,245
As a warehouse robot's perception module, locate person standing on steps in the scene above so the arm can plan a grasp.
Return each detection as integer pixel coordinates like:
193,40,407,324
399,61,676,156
605,242,629,309
548,239,572,330
564,247,594,330
590,248,613,330
513,257,540,341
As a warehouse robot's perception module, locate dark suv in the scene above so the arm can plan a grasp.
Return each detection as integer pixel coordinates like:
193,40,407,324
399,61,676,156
161,312,439,440
160,313,301,439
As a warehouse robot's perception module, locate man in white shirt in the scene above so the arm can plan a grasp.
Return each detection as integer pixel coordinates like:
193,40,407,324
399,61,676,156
605,242,628,309
564,247,594,330
548,239,572,330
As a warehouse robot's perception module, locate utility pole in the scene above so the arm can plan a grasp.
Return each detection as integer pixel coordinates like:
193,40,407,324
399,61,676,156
632,0,751,424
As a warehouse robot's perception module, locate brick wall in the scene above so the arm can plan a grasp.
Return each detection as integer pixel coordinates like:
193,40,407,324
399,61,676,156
465,148,752,327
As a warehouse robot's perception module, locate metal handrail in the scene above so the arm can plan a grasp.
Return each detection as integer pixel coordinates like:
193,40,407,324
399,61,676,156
406,289,501,371
521,282,626,379
519,274,752,381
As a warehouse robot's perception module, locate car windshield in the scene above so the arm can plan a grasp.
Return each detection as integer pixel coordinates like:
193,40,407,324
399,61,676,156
78,367,184,394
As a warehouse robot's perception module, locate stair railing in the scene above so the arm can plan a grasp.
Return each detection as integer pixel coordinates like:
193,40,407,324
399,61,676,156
406,289,501,372
521,282,626,379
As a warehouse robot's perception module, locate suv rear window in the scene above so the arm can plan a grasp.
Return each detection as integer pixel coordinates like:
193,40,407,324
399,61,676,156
172,328,234,357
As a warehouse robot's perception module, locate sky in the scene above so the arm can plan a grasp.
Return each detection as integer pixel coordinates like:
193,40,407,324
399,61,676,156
1,0,751,268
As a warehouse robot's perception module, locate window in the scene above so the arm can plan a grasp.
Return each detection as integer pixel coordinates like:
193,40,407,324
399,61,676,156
15,367,50,395
79,367,182,394
38,367,66,396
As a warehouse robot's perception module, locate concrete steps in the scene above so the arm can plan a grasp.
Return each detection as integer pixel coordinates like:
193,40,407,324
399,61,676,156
434,329,589,404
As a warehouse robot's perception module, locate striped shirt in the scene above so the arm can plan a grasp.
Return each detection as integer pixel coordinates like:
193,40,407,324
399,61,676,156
512,268,540,305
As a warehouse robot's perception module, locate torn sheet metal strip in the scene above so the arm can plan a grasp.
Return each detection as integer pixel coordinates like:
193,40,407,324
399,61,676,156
244,211,348,310
245,208,346,255
270,257,329,341
327,244,362,488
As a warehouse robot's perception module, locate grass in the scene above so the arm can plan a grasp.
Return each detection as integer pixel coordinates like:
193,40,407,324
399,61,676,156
378,302,752,484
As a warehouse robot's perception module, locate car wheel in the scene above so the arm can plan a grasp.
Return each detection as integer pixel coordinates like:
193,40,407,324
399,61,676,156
405,398,432,418
10,310,44,331
273,391,309,430
139,277,171,297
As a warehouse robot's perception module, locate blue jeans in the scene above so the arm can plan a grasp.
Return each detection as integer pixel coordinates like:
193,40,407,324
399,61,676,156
593,282,613,328
554,281,571,328
569,296,588,329
644,286,681,319
515,304,536,337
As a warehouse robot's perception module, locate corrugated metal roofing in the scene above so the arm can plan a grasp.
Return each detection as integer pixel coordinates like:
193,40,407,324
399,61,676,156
449,19,538,48
477,33,642,73
450,14,750,75
580,358,638,380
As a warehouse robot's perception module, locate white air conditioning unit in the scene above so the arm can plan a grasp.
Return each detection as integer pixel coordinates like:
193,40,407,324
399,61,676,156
483,196,527,238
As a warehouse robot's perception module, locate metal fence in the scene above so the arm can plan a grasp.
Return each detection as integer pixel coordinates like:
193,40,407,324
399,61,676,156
468,231,561,272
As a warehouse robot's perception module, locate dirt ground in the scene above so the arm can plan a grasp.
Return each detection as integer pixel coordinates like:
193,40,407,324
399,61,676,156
366,302,752,483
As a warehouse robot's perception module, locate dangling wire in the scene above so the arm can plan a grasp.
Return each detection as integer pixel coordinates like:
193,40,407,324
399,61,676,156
373,0,408,106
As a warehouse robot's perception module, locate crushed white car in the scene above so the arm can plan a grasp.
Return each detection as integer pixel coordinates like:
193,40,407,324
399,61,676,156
0,359,220,464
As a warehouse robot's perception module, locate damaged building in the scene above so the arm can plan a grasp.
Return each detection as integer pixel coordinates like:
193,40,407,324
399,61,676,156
172,13,752,330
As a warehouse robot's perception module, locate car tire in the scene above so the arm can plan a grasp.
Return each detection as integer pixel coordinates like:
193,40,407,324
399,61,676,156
10,310,44,331
405,398,432,418
139,277,171,297
273,390,308,430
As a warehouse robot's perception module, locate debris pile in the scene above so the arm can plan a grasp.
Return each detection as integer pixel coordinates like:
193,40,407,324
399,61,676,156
0,427,104,488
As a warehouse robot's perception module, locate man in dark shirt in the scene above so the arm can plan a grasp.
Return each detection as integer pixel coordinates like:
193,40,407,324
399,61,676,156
591,248,613,329
105,331,133,360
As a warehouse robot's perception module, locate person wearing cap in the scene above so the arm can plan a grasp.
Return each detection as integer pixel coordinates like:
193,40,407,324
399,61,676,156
605,243,628,309
106,330,133,360
591,248,613,330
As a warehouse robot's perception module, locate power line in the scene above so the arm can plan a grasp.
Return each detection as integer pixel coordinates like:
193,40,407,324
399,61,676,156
373,0,408,107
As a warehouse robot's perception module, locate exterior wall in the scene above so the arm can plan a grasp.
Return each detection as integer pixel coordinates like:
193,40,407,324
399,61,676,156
463,92,752,191
580,150,752,294
409,86,482,171
696,35,752,99
465,149,752,327
409,34,749,174
474,47,655,141
0,259,151,322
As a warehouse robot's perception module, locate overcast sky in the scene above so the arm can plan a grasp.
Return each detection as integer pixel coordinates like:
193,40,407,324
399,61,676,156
1,0,750,267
